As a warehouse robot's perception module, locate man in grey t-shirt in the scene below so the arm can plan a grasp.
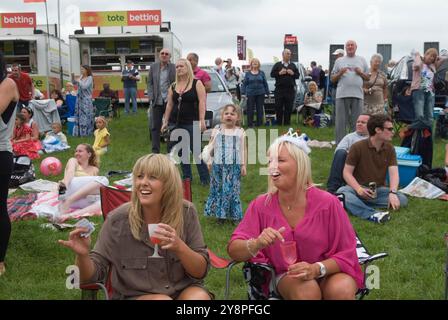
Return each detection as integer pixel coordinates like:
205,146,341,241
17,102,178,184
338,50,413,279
331,40,369,144
327,113,370,194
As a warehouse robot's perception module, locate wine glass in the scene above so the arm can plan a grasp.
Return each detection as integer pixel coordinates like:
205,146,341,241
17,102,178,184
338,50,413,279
280,241,297,265
148,224,163,258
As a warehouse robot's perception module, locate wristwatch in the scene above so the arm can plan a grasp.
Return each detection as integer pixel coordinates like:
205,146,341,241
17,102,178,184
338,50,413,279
389,189,398,195
316,262,327,279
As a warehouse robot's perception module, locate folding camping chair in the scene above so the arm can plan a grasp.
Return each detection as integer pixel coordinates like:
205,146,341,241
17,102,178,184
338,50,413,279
80,179,193,299
93,98,113,118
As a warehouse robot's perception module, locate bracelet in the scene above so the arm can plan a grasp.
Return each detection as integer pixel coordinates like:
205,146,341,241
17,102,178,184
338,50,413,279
246,238,259,258
357,187,364,195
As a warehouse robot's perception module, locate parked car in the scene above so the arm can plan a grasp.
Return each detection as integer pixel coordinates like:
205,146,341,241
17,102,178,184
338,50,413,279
255,62,309,114
204,68,235,128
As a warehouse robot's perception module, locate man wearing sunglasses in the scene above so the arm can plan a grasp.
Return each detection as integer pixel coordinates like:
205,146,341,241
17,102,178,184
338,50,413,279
147,49,176,153
337,114,408,224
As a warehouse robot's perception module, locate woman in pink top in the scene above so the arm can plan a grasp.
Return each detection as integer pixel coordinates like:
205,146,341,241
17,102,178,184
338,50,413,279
228,136,363,300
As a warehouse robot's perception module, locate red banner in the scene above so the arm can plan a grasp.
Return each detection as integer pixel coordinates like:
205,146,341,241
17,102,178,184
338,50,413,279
23,0,46,3
1,12,36,28
127,10,161,26
284,35,298,45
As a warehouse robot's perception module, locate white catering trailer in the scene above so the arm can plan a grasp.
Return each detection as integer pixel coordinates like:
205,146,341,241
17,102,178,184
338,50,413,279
69,10,182,102
0,21,71,97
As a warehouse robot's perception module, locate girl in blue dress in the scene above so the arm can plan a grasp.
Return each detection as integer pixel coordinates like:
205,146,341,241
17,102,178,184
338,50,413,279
204,104,246,223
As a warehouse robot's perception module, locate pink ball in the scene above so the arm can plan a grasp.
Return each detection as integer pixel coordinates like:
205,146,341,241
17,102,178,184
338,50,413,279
40,157,63,176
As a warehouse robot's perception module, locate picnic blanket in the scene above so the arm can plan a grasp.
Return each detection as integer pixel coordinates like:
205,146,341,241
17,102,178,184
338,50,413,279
29,192,102,222
7,193,38,221
8,192,102,222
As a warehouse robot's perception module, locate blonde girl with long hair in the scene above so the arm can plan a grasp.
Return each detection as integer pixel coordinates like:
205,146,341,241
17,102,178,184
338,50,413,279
161,58,210,185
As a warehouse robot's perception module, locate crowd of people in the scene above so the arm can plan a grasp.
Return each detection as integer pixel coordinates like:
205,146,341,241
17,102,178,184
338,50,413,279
1,40,447,301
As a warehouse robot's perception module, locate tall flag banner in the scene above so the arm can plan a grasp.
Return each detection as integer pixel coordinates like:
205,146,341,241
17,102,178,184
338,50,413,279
237,36,246,61
24,0,46,3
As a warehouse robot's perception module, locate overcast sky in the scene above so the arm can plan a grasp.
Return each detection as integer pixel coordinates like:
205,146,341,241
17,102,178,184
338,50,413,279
1,0,447,69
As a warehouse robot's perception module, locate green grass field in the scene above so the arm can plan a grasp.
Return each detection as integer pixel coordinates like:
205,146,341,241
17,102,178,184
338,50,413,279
0,108,447,300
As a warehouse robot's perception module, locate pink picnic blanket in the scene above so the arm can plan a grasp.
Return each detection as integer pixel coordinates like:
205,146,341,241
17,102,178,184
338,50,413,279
8,192,102,222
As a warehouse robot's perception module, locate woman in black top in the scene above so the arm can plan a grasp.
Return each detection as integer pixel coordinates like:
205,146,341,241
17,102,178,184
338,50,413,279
161,58,210,185
0,52,20,276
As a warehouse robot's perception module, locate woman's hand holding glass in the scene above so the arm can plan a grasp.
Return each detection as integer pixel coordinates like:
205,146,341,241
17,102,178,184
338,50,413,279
287,261,320,281
153,223,181,252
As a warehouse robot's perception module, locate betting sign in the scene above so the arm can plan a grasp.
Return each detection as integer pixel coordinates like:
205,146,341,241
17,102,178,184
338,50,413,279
284,34,299,63
0,12,36,28
80,10,162,27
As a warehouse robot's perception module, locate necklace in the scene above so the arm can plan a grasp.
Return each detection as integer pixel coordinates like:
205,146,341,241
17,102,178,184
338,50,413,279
177,79,191,103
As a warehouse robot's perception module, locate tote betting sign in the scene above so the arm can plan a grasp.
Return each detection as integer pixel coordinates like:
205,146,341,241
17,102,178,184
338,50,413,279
0,12,36,28
80,10,162,27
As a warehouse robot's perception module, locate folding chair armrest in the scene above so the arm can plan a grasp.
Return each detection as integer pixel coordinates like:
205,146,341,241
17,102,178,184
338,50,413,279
224,260,242,300
80,282,110,300
359,252,388,265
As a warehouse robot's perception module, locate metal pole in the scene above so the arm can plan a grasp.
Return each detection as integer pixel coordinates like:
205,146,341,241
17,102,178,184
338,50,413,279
58,0,63,88
44,0,50,98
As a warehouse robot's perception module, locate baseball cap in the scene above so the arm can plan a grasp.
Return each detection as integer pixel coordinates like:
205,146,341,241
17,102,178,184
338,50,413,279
332,49,345,56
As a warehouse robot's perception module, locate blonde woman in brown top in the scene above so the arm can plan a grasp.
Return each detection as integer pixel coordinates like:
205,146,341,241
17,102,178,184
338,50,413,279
59,154,212,300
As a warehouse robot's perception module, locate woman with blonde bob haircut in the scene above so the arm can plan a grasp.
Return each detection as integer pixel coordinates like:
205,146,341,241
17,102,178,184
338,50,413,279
59,154,212,300
228,137,363,300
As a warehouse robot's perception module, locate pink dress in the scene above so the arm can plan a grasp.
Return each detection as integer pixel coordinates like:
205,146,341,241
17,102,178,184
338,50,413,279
229,187,364,289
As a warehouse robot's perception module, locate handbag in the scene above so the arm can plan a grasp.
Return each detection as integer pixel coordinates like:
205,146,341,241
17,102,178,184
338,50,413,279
201,126,218,164
366,72,380,94
201,144,213,164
